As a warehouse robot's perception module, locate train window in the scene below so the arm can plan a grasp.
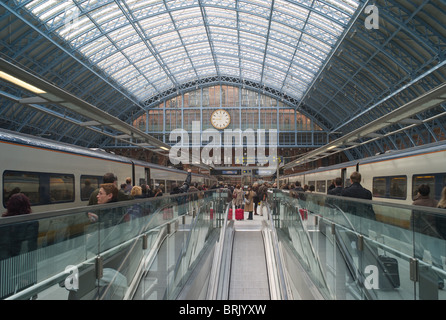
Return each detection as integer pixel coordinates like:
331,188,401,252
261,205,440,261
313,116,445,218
49,174,74,203
412,175,435,200
80,175,102,201
3,171,74,206
316,180,326,193
389,176,407,199
308,181,315,189
3,171,40,206
166,180,177,193
373,177,386,197
373,176,407,199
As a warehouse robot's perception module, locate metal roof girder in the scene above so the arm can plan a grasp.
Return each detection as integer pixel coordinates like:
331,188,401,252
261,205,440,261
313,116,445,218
382,0,441,56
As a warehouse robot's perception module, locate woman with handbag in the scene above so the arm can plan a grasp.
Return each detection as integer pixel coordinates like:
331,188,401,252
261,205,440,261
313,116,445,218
244,185,256,220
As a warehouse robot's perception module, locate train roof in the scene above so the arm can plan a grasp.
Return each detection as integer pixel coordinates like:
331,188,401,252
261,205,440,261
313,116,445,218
0,128,201,176
284,139,446,177
0,128,132,163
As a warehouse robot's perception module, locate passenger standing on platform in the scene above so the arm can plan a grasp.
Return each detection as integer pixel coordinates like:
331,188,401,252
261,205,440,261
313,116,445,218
341,172,372,200
340,172,376,283
2,192,32,217
328,177,343,196
130,186,144,199
88,173,131,222
170,169,192,195
1,193,38,299
97,183,118,204
291,181,306,201
244,185,256,220
88,172,133,206
95,183,121,225
412,184,444,289
146,185,155,198
81,179,95,200
170,169,192,215
340,171,375,220
124,177,133,194
326,177,344,217
412,184,438,207
252,183,260,215
258,182,269,216
153,187,163,197
125,186,144,221
438,186,446,209
232,184,244,209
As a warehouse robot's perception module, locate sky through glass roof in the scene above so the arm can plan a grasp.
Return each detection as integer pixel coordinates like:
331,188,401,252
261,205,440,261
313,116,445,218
21,0,361,105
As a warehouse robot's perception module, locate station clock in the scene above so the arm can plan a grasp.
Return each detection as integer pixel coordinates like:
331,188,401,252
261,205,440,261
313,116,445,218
210,109,231,130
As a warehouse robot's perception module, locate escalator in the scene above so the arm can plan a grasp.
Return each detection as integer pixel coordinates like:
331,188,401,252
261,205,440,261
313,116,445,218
207,205,290,300
228,226,270,299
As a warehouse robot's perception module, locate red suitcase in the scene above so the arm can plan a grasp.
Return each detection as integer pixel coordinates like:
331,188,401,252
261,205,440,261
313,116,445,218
299,208,308,220
228,208,233,220
235,208,244,220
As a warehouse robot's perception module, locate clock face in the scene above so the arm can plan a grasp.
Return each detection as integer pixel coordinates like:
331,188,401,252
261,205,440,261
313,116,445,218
210,109,231,129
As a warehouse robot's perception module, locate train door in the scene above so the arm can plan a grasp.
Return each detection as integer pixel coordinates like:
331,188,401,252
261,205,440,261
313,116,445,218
341,168,347,187
145,167,151,186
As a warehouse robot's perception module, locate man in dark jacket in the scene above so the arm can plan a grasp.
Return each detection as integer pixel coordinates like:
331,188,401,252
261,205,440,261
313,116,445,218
328,177,343,196
341,172,375,221
170,169,192,195
170,169,192,216
341,172,372,200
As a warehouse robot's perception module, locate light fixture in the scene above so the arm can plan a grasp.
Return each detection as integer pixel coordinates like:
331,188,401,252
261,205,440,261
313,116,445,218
0,71,46,94
160,146,169,151
326,145,338,150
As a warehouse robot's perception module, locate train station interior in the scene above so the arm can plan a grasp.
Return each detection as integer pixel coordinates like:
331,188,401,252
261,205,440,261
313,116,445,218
1,0,446,302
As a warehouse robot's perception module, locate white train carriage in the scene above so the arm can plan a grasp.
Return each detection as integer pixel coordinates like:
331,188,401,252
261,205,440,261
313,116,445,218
0,129,213,214
280,140,446,228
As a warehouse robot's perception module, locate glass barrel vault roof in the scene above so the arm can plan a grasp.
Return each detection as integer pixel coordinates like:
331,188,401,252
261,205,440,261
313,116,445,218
21,0,360,103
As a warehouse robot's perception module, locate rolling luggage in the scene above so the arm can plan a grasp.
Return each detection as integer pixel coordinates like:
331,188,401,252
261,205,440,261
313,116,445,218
235,208,244,220
299,208,308,220
228,208,232,220
377,255,400,289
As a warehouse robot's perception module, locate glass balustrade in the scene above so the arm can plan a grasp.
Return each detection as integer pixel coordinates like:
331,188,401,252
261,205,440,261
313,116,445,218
0,190,227,300
3,186,445,300
270,189,446,300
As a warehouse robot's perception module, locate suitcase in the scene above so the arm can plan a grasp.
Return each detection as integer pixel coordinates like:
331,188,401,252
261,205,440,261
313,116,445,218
235,208,244,220
377,255,400,289
210,208,214,220
299,208,308,220
227,208,232,220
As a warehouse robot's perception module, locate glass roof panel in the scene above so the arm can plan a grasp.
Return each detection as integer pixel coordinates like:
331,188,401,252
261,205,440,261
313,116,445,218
20,0,361,103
